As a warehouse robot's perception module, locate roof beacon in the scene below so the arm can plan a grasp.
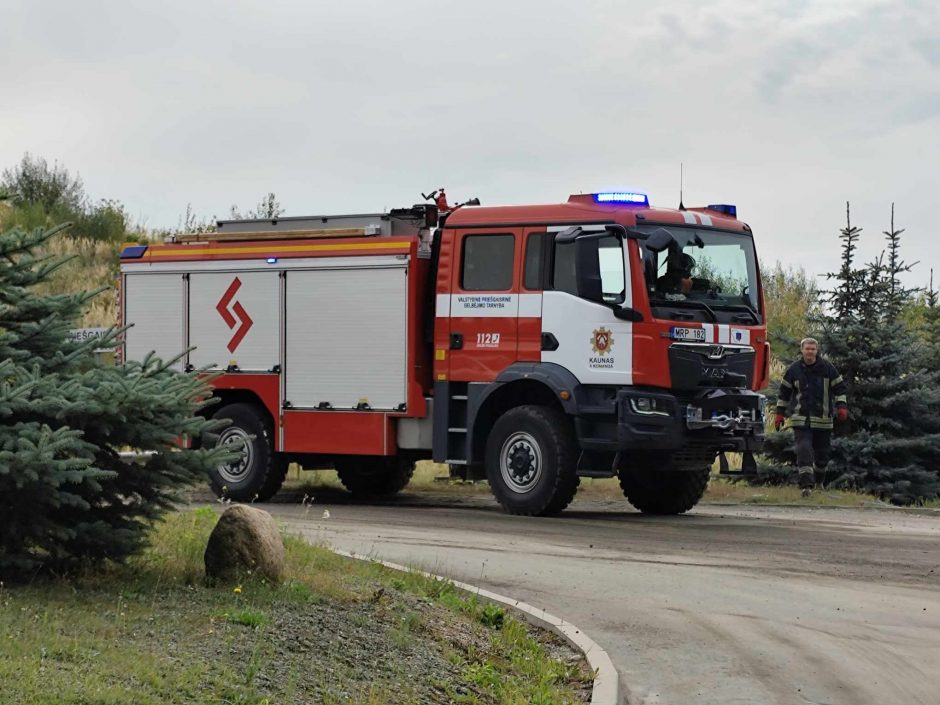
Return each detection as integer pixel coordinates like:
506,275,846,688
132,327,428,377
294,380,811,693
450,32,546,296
707,204,737,218
594,192,649,206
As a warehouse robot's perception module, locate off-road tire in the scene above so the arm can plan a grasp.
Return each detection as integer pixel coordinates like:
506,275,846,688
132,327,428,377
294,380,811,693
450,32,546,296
485,405,579,516
618,450,713,515
335,456,415,496
204,403,286,502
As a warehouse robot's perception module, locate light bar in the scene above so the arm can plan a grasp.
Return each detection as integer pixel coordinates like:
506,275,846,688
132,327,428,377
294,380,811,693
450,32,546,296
707,204,737,218
594,192,649,206
120,245,148,259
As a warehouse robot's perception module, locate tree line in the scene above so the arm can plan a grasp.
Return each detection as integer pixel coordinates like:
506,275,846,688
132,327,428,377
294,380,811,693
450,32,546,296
0,152,284,242
762,204,940,504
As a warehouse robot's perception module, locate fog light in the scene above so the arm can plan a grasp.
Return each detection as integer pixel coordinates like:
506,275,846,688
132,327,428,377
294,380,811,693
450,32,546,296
635,398,652,412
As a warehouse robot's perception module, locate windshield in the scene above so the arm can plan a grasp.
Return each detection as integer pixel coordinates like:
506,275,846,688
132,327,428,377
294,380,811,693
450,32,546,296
636,225,761,321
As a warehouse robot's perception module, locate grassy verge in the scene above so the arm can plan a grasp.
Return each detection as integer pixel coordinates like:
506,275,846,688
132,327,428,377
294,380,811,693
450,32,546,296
288,461,940,509
0,508,592,705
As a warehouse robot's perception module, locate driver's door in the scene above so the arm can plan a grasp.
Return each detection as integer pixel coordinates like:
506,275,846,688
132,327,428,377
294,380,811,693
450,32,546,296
540,228,636,385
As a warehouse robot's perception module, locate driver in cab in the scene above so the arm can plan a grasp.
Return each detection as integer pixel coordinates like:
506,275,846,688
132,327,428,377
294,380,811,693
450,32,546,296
656,251,696,300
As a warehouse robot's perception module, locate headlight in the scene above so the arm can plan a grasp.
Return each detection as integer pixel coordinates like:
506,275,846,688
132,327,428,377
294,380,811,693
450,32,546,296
629,397,671,416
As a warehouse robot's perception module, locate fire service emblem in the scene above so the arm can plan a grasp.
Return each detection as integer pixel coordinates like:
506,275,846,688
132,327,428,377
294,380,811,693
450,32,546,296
591,327,614,355
216,277,254,353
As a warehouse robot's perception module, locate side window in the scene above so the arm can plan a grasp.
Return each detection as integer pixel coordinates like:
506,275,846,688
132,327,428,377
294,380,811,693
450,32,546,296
523,232,548,290
461,234,515,291
598,237,626,303
552,240,578,296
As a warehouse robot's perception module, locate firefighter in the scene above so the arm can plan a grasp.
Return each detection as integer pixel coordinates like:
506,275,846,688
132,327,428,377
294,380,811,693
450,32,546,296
774,337,848,496
656,251,695,296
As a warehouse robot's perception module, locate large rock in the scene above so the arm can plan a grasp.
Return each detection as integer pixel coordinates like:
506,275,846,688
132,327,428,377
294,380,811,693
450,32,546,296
204,505,285,584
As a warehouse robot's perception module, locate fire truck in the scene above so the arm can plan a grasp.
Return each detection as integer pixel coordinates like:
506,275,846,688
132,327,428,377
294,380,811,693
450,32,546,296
119,189,768,515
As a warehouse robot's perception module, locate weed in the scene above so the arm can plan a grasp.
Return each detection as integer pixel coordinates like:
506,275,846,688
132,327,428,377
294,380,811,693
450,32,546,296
479,603,505,630
464,660,501,690
220,608,269,629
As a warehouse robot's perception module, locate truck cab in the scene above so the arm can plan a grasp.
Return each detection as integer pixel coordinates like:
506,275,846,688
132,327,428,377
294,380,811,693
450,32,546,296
431,192,767,514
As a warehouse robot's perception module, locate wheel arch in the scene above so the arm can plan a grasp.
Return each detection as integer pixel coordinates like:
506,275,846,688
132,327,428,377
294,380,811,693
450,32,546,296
197,389,279,450
468,363,582,463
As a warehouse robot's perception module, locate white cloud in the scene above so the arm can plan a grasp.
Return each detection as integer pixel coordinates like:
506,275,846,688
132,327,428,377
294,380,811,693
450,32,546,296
0,0,937,286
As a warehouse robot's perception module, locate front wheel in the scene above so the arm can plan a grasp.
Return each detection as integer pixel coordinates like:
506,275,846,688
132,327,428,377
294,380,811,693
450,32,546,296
618,451,713,515
485,405,579,516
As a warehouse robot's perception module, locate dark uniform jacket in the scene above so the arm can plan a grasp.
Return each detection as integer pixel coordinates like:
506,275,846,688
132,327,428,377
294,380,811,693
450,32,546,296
776,356,847,430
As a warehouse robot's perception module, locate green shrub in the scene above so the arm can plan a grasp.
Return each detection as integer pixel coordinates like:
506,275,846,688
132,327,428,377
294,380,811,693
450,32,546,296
0,224,235,577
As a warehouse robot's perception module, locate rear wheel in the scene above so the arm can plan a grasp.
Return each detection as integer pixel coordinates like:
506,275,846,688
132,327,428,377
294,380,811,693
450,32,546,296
618,450,714,515
334,456,415,496
485,405,579,516
205,403,287,502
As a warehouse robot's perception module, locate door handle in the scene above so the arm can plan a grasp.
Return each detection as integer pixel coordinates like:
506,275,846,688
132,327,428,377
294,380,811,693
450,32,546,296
450,332,464,350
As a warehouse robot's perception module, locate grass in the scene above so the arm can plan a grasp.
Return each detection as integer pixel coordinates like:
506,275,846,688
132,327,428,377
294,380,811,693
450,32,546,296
702,479,899,507
293,459,490,496
32,235,120,328
0,508,591,705
288,458,933,509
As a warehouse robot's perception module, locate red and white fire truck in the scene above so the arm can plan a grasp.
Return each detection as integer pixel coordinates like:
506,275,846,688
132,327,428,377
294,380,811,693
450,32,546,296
119,189,768,515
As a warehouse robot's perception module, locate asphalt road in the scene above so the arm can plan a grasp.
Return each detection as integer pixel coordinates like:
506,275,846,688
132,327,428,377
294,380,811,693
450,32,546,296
265,491,940,705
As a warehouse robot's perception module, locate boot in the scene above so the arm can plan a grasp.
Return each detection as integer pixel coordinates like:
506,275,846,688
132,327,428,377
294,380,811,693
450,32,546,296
815,464,828,490
798,465,815,497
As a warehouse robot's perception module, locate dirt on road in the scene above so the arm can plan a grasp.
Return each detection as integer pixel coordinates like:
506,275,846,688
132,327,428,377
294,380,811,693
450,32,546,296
258,489,940,705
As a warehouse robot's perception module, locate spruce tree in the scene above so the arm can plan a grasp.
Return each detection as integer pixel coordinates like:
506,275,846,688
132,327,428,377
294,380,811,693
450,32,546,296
763,204,940,503
919,270,940,374
0,223,233,576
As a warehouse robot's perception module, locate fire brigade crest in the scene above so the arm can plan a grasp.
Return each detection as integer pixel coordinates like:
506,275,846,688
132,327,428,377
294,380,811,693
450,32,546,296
591,327,614,355
216,277,254,353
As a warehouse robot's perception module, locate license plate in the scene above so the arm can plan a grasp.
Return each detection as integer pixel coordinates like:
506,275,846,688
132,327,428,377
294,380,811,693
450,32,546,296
670,326,706,342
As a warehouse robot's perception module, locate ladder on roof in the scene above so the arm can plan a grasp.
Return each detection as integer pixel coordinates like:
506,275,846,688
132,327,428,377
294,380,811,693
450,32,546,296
173,211,416,243
176,226,379,243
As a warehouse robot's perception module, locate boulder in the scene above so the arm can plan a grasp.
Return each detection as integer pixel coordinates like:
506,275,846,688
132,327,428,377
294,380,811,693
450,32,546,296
204,505,285,584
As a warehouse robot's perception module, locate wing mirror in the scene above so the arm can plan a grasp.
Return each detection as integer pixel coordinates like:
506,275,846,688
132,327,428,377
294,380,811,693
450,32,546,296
644,228,676,253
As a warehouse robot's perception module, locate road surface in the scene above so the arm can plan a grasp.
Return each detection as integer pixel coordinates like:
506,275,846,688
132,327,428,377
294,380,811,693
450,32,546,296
264,491,940,705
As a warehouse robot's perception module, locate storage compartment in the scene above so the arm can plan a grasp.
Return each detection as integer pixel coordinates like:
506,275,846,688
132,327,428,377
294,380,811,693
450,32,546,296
285,265,408,410
123,273,185,369
188,271,280,371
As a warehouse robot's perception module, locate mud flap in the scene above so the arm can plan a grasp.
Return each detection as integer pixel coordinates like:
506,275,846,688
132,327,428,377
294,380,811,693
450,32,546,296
717,450,758,477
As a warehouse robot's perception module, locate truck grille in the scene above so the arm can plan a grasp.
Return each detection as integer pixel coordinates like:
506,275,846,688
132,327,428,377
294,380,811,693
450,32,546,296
668,343,755,390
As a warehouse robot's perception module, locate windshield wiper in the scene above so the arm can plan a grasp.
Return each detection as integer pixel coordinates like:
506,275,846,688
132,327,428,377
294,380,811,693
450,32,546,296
650,298,718,322
712,302,760,324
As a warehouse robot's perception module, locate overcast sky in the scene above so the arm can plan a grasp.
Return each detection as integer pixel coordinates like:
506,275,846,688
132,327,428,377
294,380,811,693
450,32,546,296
2,0,938,286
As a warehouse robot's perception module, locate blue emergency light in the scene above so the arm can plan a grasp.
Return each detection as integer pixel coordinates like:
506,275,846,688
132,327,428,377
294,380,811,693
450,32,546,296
120,245,148,259
266,257,278,264
707,204,737,217
594,192,649,206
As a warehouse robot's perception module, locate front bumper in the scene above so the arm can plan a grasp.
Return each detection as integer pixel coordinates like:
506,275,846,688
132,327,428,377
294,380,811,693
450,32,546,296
576,387,765,453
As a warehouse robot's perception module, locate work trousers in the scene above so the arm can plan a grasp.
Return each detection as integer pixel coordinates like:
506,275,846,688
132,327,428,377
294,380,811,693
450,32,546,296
793,428,832,489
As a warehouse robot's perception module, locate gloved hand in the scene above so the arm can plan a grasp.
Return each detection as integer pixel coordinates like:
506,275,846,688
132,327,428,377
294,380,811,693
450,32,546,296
836,407,849,422
774,414,785,431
